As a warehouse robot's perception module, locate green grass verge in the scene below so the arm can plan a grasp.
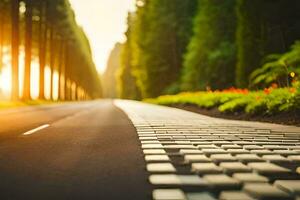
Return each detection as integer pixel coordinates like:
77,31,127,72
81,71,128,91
144,83,300,115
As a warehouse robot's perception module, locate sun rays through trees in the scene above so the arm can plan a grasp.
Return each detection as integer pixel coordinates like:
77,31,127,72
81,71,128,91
0,0,101,101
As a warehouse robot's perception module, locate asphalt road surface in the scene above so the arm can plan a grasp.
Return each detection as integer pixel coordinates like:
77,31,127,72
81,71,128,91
0,100,151,200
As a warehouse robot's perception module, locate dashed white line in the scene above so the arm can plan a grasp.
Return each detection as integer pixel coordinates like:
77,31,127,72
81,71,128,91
23,124,50,136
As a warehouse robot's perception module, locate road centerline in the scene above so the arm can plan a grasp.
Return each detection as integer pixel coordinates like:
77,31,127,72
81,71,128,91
22,124,50,136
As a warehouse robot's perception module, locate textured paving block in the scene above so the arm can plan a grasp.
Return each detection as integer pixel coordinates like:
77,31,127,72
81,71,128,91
233,173,268,183
243,145,265,150
197,144,219,149
221,144,241,149
210,154,237,162
147,163,176,172
262,145,288,150
149,174,207,186
235,154,264,163
226,149,249,154
144,149,167,155
219,191,255,200
250,149,273,155
139,136,158,140
186,192,217,200
142,144,164,149
145,155,170,162
220,162,252,173
248,162,291,174
275,180,300,195
192,163,223,174
273,150,299,155
243,183,292,200
153,189,186,200
141,141,161,144
203,174,240,188
287,155,300,162
180,149,202,154
163,145,197,149
184,155,210,163
262,155,291,163
175,140,192,144
202,148,227,155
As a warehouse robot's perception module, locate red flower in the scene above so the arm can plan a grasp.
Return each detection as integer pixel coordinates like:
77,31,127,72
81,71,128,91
289,88,296,93
271,83,278,89
264,88,271,95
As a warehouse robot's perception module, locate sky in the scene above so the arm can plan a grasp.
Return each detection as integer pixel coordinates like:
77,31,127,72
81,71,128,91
69,0,136,73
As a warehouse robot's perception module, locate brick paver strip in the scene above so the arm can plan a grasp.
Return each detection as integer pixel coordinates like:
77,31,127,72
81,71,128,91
115,100,300,200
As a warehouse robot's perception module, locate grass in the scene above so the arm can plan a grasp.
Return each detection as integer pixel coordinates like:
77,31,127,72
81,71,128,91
145,81,300,115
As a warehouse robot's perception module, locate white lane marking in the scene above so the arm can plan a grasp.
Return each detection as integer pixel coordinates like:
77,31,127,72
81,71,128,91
23,124,50,136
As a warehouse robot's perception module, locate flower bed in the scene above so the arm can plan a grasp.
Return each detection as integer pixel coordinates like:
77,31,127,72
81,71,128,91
145,82,300,115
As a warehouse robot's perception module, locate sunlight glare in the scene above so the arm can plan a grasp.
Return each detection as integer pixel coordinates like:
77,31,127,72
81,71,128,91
0,47,49,100
30,61,39,99
53,71,59,101
45,66,51,100
18,50,25,97
0,50,12,99
0,66,12,95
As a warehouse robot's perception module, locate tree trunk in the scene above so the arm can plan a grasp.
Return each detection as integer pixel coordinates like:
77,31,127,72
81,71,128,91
75,83,78,101
57,38,64,100
23,0,33,100
11,0,19,101
38,1,47,100
64,43,69,100
49,26,55,100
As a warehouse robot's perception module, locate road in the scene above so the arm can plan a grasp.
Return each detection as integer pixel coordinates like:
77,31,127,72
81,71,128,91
0,100,151,200
1,100,300,200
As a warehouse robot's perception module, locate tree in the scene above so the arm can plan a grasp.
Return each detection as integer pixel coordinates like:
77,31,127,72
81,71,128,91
3,0,101,101
117,13,141,99
131,0,197,98
11,0,20,100
181,0,236,91
236,0,300,87
38,0,47,99
23,0,33,100
102,42,122,98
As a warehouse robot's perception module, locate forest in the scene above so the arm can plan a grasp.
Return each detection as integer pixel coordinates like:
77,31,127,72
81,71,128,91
103,0,300,117
0,0,101,101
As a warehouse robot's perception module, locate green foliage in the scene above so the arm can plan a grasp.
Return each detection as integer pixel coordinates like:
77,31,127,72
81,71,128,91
146,83,300,115
118,0,300,100
236,0,300,88
250,41,300,88
181,0,236,91
146,92,243,109
117,13,141,100
129,0,197,98
219,97,249,113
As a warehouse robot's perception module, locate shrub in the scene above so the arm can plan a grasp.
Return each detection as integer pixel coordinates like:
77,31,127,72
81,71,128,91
145,84,300,116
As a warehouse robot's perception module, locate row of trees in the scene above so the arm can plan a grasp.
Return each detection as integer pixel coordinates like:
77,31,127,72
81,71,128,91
0,0,101,101
107,0,300,99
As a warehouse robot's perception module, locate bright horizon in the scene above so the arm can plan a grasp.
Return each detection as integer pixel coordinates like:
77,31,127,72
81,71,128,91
0,1,135,99
69,0,136,74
